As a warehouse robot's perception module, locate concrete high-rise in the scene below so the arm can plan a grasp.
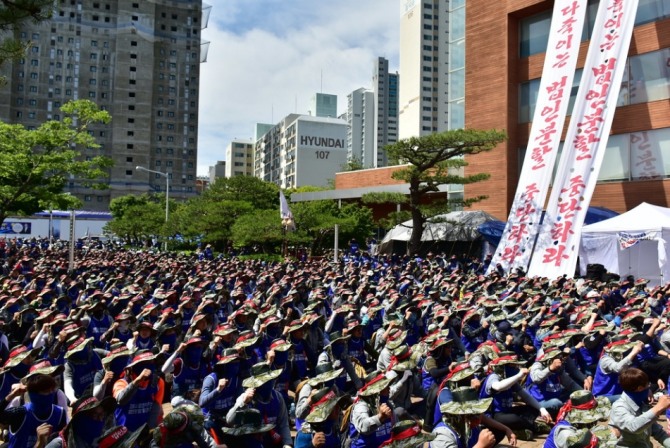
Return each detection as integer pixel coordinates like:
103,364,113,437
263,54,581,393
0,0,208,210
311,93,337,118
372,57,398,167
225,139,254,177
344,87,375,168
254,114,348,189
398,0,450,139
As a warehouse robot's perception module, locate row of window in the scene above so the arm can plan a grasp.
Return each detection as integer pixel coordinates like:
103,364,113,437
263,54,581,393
519,47,670,123
523,127,670,183
520,0,670,57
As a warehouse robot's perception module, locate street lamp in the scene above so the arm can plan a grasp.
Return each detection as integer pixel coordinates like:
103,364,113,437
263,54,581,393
136,165,169,251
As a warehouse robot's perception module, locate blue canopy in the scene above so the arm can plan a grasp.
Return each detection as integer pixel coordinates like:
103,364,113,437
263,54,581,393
478,206,619,247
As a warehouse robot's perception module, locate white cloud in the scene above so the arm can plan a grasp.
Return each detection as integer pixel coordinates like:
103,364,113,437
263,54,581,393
197,0,399,176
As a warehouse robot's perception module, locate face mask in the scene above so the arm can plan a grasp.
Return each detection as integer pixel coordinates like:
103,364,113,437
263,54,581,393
118,322,130,332
28,391,54,411
379,395,389,405
75,415,105,443
24,314,36,324
323,379,335,389
93,310,104,319
12,363,30,377
257,381,274,399
184,347,203,365
133,364,154,378
273,351,288,366
109,357,128,375
504,366,519,378
161,334,177,349
408,314,417,325
331,343,345,359
628,388,650,406
266,327,280,339
7,305,19,314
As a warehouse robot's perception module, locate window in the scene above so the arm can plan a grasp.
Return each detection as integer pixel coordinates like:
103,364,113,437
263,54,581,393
128,131,134,136
519,10,552,58
85,195,92,201
131,41,137,47
88,92,96,98
628,48,670,104
127,144,134,149
90,66,97,72
89,79,96,85
126,156,133,162
91,40,97,47
30,59,38,66
155,161,161,167
125,170,132,176
90,53,97,60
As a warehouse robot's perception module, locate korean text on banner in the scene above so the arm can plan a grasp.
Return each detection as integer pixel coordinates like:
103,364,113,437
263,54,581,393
487,0,588,275
527,0,640,279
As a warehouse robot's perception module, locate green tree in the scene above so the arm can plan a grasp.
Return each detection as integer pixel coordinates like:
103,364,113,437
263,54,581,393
231,209,286,253
361,192,410,229
0,100,112,224
172,197,253,249
385,129,506,255
106,202,164,245
205,176,278,210
0,1,53,84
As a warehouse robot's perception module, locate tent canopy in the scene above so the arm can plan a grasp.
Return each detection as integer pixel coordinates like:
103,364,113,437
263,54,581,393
378,210,497,256
579,202,670,286
477,206,619,247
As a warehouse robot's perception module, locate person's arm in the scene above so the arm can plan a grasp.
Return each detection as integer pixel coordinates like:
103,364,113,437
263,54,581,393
161,350,180,375
198,375,221,408
424,357,450,381
341,357,363,390
481,415,516,447
651,422,670,448
515,384,551,420
491,370,525,392
113,378,138,406
63,362,78,403
389,370,412,398
295,384,312,420
610,396,667,434
226,390,252,424
274,393,292,447
528,361,551,384
0,386,28,432
351,402,383,435
429,425,459,448
601,344,642,373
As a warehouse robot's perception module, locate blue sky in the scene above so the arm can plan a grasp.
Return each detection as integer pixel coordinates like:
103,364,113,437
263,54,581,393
196,0,400,176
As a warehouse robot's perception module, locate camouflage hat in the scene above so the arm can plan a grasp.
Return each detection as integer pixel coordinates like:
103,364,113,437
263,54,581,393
565,428,598,448
65,337,94,359
590,424,617,447
389,345,416,372
537,346,567,363
308,362,344,387
216,348,241,365
94,424,146,448
440,386,492,415
386,329,407,350
358,372,393,398
603,339,637,356
126,350,158,371
487,354,525,372
2,345,40,371
304,386,349,424
241,362,283,389
326,330,350,347
21,359,64,383
269,338,292,352
382,420,436,448
233,331,260,350
445,362,476,384
558,390,611,424
213,323,236,337
222,408,275,436
286,319,309,333
102,347,133,368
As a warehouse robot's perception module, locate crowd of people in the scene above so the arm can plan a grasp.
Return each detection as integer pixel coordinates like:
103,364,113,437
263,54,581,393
1,236,670,448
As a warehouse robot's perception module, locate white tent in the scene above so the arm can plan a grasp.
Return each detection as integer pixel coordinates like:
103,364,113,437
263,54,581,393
579,202,670,286
378,210,497,255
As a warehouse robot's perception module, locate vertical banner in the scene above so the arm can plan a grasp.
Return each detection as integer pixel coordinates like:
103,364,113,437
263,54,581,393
487,0,588,275
527,0,639,279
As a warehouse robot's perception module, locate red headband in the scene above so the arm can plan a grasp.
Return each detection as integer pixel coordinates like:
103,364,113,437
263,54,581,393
555,398,597,423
